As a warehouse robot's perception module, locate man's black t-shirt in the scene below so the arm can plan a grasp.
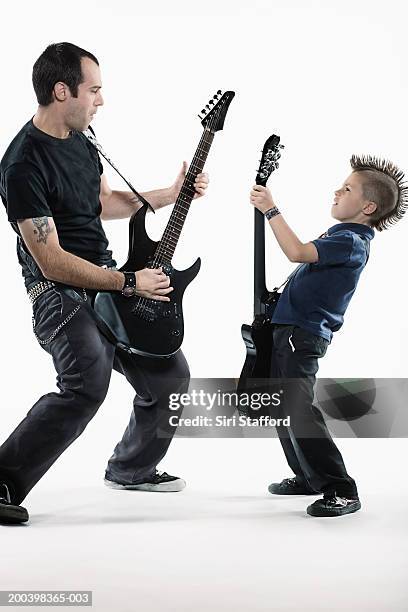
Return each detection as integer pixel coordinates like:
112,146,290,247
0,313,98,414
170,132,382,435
0,119,116,286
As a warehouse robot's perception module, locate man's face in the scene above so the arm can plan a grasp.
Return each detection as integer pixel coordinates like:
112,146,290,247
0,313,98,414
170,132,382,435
331,172,373,223
63,57,104,131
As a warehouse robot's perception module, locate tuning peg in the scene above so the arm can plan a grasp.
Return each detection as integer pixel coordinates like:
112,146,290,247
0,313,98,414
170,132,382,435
217,89,222,95
275,162,279,169
279,144,285,149
201,108,206,114
209,100,215,106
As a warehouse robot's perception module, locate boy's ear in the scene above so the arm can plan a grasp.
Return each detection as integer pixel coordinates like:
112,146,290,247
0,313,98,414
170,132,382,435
363,201,377,216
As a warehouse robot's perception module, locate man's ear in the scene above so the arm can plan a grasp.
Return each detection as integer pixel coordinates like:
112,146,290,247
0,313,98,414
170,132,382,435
363,200,377,216
53,81,68,102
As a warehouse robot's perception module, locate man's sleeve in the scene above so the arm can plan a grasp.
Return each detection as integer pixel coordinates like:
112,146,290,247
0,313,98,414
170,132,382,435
4,163,52,222
312,232,354,266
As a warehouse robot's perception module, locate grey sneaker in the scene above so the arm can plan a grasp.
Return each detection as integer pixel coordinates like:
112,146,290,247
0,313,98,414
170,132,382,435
104,470,186,492
0,484,29,524
307,493,361,517
268,477,318,495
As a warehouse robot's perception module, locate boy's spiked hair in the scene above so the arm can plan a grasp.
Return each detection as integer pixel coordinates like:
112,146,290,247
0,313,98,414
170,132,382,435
350,154,408,231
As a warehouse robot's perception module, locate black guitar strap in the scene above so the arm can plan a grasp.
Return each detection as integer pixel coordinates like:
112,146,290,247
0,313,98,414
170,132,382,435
82,126,155,213
273,264,303,292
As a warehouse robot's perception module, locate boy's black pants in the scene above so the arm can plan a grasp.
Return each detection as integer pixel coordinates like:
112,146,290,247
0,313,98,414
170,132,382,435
271,324,358,498
0,287,189,506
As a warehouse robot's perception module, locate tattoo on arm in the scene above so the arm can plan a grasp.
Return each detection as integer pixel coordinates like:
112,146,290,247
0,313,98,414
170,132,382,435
32,217,53,245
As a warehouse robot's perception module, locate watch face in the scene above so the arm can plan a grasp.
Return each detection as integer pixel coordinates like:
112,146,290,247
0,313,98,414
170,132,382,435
122,287,135,297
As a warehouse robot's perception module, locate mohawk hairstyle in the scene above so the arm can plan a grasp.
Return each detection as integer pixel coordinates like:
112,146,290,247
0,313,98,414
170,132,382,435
350,154,408,231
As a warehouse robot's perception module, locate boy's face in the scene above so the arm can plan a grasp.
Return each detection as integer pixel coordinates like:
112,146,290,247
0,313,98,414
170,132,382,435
331,172,375,224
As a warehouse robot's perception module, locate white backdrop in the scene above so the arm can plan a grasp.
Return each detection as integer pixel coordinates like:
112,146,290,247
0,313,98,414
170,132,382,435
1,2,408,609
1,0,407,462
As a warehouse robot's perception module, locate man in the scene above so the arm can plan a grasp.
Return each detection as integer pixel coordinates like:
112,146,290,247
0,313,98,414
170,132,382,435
250,155,407,517
0,42,209,525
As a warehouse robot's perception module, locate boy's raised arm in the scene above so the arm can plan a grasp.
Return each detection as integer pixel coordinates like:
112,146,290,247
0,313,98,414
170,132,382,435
250,184,318,263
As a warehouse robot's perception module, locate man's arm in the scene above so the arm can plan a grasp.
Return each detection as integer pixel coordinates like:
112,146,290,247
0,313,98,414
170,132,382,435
99,162,209,220
17,217,174,300
250,185,319,263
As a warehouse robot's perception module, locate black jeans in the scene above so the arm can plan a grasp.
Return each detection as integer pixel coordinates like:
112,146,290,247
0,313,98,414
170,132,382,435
271,325,358,498
0,287,189,505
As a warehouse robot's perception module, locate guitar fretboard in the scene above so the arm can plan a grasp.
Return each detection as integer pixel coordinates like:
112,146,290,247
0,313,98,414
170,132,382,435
153,128,215,264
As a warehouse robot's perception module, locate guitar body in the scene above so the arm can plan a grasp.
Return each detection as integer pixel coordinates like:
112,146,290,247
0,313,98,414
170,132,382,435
238,319,274,388
94,205,201,358
238,289,280,391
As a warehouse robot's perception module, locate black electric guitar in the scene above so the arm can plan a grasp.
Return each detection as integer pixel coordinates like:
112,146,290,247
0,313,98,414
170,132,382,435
94,90,235,358
237,135,284,399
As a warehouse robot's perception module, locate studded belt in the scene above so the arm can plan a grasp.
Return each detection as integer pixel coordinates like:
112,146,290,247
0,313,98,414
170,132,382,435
27,263,117,305
27,281,56,304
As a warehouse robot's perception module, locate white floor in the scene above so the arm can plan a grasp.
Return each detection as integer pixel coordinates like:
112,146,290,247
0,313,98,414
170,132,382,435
1,439,407,612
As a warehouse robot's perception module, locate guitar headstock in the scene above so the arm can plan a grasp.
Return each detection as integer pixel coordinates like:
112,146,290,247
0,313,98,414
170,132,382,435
198,90,235,133
256,134,284,186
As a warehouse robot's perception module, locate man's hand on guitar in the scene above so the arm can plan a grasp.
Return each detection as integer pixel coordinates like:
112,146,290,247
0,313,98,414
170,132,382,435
171,161,209,202
135,267,174,301
250,185,276,213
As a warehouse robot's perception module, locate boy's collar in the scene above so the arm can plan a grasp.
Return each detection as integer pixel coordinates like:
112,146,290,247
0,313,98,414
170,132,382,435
327,222,375,240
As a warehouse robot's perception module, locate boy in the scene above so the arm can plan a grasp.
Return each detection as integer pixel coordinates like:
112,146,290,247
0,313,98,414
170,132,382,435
250,155,407,517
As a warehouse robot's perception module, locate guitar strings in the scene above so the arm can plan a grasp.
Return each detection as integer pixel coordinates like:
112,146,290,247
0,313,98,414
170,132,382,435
134,123,212,316
135,107,218,315
153,106,218,265
133,130,209,316
134,98,221,316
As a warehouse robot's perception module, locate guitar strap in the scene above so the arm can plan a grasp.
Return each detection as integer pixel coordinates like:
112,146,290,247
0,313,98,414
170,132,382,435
82,126,155,213
273,264,303,292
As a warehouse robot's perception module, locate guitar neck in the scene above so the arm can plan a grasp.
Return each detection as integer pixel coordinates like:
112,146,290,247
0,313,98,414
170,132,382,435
254,207,267,315
154,128,215,264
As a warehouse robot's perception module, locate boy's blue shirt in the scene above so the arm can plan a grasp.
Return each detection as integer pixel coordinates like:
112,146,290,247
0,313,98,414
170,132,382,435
271,222,375,341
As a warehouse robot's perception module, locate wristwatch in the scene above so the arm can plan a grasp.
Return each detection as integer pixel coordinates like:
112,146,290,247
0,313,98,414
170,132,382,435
121,271,137,297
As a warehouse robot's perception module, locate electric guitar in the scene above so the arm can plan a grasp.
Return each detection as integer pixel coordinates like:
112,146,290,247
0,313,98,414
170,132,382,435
237,135,284,404
93,90,235,358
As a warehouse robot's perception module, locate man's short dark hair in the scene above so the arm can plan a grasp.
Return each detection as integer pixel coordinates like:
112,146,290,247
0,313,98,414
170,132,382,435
350,154,408,231
32,42,99,106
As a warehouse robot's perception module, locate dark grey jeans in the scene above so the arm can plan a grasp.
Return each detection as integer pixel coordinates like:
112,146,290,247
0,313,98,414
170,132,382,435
0,287,189,505
271,324,358,498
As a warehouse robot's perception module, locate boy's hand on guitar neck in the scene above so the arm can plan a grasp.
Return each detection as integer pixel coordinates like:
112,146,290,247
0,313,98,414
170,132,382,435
250,185,275,213
134,267,174,301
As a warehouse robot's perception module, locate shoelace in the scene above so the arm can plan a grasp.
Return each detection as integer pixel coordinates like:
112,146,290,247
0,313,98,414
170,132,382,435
282,478,298,487
322,492,353,507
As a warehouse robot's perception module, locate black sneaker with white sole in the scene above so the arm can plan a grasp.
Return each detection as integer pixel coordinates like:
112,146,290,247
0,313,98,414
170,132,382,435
307,492,361,517
104,470,186,492
268,477,319,496
0,483,29,524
